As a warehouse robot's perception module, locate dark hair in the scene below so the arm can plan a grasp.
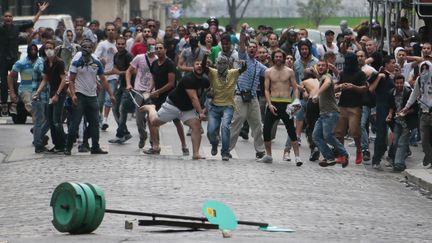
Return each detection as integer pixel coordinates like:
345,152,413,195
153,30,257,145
221,33,231,43
394,74,405,81
271,49,287,62
200,32,218,46
343,52,360,74
105,22,116,29
323,51,336,60
116,36,126,42
383,55,395,65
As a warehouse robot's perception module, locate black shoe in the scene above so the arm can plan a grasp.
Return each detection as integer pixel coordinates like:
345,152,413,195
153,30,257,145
101,123,109,131
78,143,90,153
392,166,406,173
228,153,233,158
48,147,64,153
256,151,265,159
363,150,371,161
240,131,249,140
64,149,71,156
309,149,320,161
35,146,49,153
211,144,218,156
124,133,132,141
91,147,108,154
138,138,145,149
423,158,431,167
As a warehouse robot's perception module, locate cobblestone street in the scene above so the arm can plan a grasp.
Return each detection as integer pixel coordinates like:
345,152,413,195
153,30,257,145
1,117,432,242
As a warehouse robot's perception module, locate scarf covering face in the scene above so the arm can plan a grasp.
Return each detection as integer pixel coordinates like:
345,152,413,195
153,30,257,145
217,55,229,80
419,60,432,94
62,29,76,53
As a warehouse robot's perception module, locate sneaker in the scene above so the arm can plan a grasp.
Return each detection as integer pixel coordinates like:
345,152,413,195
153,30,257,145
256,151,265,159
108,137,126,144
363,150,371,161
143,147,161,155
348,141,356,147
283,151,291,161
35,146,49,153
124,133,132,141
211,144,218,156
372,163,382,170
1,104,8,116
182,147,190,156
309,149,320,162
295,157,303,166
423,157,431,166
319,159,336,167
240,131,249,140
336,155,349,168
392,165,406,172
138,133,148,148
64,149,71,156
355,150,363,165
228,153,233,158
91,147,108,154
48,147,64,153
222,155,230,161
101,123,109,131
78,144,90,153
258,155,273,163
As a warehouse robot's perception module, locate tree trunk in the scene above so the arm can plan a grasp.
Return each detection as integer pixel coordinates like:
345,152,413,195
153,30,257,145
228,0,238,29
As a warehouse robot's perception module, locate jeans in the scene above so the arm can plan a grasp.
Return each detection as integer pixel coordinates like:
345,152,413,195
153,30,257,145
0,58,15,104
113,88,134,138
372,104,389,164
420,113,432,165
207,104,234,157
313,112,348,160
47,94,66,149
361,106,371,151
32,99,50,148
134,92,147,140
66,93,101,150
104,79,117,107
391,123,410,169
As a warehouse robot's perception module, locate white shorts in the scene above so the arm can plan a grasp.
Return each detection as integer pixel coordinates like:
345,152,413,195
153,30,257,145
157,101,198,123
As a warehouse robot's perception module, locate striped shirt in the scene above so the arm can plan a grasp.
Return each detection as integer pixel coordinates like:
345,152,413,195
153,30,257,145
236,50,267,97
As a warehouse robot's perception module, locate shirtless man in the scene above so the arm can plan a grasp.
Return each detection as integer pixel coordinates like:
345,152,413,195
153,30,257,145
260,49,301,165
299,69,321,161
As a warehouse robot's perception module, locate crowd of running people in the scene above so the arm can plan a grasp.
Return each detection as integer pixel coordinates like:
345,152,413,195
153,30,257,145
1,3,432,172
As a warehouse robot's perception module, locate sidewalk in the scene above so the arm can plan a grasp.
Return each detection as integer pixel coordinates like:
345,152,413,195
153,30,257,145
404,168,432,192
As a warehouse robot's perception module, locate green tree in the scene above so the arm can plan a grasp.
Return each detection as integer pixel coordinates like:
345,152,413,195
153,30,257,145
297,0,342,28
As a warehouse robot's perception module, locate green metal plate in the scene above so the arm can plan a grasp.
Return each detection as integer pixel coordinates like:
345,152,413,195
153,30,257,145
82,183,106,233
50,182,87,233
70,183,97,234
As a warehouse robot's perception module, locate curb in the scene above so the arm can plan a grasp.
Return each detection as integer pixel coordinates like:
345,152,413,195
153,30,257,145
403,169,432,192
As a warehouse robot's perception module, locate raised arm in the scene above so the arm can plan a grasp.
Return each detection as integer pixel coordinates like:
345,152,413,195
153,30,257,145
32,2,49,23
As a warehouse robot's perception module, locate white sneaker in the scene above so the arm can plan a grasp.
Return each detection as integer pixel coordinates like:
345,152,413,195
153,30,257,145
258,155,273,163
283,151,291,161
348,141,356,147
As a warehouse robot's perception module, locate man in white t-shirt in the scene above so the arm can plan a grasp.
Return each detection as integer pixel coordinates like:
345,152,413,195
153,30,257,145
317,30,339,59
95,22,118,131
125,38,158,149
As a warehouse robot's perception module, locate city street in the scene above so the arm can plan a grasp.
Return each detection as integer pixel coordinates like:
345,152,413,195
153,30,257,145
0,115,431,242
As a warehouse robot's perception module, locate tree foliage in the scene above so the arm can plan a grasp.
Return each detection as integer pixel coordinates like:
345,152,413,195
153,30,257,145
297,0,342,28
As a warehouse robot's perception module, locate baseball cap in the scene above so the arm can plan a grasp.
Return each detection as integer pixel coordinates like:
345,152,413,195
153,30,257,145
325,30,335,36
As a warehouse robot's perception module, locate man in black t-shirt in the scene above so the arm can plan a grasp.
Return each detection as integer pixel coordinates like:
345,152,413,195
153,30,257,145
334,53,368,166
146,42,189,155
107,37,134,144
140,59,210,160
0,2,49,115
